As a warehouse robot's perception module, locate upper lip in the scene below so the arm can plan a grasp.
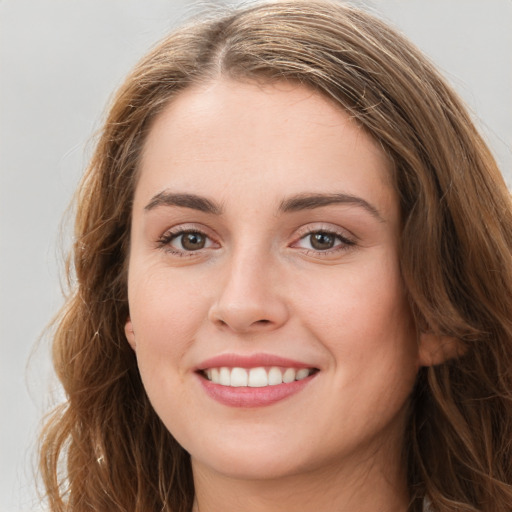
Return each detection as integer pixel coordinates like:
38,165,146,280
196,353,317,371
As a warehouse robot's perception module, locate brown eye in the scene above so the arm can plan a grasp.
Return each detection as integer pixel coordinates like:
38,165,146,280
179,232,206,251
293,228,355,254
159,228,218,255
309,232,336,250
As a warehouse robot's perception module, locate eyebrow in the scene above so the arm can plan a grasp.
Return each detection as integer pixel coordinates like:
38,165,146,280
144,191,223,214
144,190,383,221
279,193,384,221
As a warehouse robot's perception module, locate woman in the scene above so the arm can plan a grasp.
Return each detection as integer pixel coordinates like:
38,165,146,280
39,1,512,511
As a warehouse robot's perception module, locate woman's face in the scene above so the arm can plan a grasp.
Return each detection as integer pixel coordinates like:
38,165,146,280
126,79,422,482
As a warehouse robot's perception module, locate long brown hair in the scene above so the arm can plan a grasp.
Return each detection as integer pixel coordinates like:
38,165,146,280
39,1,512,510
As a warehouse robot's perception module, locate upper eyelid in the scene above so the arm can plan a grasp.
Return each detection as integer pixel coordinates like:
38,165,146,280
159,223,216,238
156,224,217,249
156,228,219,256
293,230,354,247
293,223,357,241
155,223,357,247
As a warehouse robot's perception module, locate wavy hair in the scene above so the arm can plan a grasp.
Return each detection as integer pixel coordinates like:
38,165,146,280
39,1,512,511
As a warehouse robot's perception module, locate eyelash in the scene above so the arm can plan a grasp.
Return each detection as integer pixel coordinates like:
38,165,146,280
156,226,356,257
156,228,217,256
292,227,356,256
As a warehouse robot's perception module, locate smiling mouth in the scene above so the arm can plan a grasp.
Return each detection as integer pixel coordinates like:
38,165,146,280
200,366,318,388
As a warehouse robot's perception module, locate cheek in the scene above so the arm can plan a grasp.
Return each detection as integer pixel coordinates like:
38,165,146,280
297,257,414,342
293,254,419,399
127,267,210,374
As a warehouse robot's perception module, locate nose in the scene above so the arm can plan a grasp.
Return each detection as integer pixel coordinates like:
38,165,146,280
208,249,289,334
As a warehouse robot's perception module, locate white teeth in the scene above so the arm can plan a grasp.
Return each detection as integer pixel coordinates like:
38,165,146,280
219,367,231,386
248,367,268,387
230,367,248,387
204,366,315,387
268,367,282,386
282,368,296,383
296,368,310,381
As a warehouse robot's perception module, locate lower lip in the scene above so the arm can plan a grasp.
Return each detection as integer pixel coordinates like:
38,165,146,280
198,373,316,408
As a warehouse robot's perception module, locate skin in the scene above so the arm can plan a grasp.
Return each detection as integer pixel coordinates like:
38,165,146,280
125,79,441,512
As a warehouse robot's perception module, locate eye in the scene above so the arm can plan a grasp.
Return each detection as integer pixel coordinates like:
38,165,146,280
293,229,355,253
158,229,217,253
176,231,208,251
307,232,338,250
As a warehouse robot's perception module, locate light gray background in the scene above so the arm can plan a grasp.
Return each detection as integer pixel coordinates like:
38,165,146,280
1,1,511,511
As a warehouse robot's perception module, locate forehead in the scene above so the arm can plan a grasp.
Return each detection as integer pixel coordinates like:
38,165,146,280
141,79,387,164
136,79,396,219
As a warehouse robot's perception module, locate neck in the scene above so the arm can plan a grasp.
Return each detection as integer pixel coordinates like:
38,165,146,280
191,451,409,512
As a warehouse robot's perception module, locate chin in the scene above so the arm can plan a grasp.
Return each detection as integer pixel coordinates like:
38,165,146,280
192,449,311,481
183,426,316,481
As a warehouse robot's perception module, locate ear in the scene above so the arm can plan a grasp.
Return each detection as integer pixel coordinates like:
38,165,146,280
124,317,136,351
418,332,464,366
